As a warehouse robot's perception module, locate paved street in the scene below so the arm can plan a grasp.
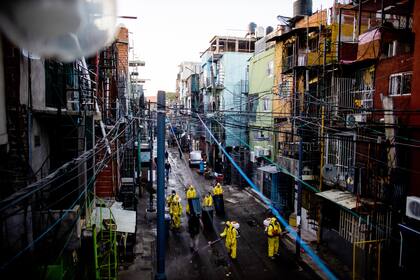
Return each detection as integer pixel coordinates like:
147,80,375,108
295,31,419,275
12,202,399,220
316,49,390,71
150,149,318,280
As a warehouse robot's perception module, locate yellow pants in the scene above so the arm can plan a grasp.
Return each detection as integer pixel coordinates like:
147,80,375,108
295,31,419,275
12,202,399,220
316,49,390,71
230,241,237,259
171,214,181,229
268,236,279,257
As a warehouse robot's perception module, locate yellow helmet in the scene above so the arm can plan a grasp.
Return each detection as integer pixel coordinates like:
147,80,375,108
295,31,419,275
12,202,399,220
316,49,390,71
271,217,277,223
226,221,231,226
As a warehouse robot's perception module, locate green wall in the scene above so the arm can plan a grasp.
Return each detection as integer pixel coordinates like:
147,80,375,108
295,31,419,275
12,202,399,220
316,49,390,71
248,47,275,158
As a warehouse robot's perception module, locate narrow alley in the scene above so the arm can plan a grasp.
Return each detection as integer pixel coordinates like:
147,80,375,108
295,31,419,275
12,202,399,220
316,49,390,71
1,1,420,280
120,147,317,280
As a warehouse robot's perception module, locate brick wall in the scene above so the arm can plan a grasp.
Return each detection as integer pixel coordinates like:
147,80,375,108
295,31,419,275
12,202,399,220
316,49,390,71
117,26,129,78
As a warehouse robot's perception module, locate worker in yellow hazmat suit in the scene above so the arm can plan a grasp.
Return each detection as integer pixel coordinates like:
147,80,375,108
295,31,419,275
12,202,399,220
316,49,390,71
266,217,282,259
167,190,180,207
220,221,238,259
212,183,223,195
202,192,213,207
169,196,182,230
185,184,197,215
212,183,225,216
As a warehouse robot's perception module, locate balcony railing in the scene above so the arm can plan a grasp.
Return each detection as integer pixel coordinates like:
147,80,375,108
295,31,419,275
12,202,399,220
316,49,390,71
45,60,96,112
325,77,374,118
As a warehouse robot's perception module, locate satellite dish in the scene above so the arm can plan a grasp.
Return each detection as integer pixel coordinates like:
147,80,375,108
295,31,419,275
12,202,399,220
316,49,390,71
322,164,338,184
0,0,117,62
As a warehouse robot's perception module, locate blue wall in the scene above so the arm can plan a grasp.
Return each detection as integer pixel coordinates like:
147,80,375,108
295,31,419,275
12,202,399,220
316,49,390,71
220,52,252,147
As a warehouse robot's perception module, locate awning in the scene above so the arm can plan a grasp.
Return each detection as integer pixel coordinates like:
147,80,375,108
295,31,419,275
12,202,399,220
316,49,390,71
258,165,279,174
92,202,136,233
316,189,358,210
267,26,319,43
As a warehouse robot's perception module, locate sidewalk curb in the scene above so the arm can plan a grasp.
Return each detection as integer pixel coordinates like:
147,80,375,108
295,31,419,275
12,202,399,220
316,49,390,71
242,186,327,280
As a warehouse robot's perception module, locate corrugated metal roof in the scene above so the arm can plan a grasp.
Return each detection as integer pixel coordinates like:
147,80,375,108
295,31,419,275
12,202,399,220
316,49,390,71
316,189,358,210
92,202,136,233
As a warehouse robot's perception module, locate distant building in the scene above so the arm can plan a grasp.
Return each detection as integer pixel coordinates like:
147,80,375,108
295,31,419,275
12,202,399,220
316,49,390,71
200,35,256,184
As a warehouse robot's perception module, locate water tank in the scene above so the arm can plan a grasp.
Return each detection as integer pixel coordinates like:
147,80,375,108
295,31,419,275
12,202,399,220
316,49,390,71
248,22,257,34
256,26,265,38
266,26,274,35
293,0,312,17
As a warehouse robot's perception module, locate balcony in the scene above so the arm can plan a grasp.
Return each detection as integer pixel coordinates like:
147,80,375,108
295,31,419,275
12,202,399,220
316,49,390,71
45,60,96,113
325,76,374,120
205,77,224,90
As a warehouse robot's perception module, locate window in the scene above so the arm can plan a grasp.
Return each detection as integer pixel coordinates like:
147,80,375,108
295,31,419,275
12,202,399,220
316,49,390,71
267,61,274,77
263,97,270,111
389,72,412,96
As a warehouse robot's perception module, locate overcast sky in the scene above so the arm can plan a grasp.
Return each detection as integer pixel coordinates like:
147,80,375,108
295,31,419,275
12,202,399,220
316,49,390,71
117,0,330,96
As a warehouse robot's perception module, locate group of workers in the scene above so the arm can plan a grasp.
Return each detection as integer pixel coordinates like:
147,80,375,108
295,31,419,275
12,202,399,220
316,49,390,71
165,182,284,260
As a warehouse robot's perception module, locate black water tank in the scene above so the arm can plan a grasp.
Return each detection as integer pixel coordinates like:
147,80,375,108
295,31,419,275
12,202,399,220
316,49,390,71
266,26,274,35
293,0,312,17
248,22,257,34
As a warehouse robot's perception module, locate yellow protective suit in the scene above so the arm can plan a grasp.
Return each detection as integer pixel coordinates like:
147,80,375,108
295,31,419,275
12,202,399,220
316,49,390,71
267,218,282,257
186,186,197,215
167,193,180,207
203,194,213,207
213,184,223,196
169,200,182,229
220,222,238,259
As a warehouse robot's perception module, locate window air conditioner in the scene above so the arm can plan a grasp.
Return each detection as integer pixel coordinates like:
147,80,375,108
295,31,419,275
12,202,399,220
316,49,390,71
406,196,420,221
250,151,256,163
346,114,366,128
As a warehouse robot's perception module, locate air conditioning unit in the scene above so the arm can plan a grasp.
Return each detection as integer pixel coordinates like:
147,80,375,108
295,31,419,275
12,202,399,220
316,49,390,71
250,151,256,163
406,196,420,221
346,114,366,128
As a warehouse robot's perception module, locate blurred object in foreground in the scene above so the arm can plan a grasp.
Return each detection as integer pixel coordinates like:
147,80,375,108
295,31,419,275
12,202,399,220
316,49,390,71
0,0,117,61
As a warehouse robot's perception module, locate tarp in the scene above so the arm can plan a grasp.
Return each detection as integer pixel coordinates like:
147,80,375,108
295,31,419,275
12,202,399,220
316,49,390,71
358,28,381,44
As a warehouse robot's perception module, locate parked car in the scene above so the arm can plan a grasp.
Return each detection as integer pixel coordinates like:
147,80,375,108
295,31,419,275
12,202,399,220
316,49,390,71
189,151,202,167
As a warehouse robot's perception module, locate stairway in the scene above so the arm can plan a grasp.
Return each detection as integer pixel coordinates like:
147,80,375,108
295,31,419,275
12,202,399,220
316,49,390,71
95,159,115,198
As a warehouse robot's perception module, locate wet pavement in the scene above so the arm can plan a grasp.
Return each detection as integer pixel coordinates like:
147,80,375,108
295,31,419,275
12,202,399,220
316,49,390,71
163,148,317,280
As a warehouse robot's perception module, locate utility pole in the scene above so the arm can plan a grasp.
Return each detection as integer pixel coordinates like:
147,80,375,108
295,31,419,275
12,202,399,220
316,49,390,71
137,117,142,196
318,25,328,248
155,91,167,280
317,106,325,248
296,121,303,259
148,100,154,211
